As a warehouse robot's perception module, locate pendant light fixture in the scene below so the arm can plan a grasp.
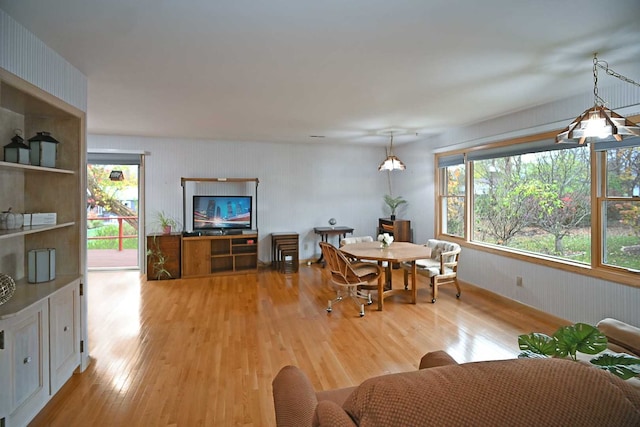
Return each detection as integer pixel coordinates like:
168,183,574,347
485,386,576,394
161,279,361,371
556,53,640,144
378,130,406,171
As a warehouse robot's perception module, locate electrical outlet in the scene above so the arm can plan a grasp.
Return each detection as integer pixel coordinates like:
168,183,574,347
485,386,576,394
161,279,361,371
516,276,523,287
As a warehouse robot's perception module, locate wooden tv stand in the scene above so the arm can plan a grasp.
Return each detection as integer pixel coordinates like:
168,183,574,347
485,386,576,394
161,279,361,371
181,232,258,278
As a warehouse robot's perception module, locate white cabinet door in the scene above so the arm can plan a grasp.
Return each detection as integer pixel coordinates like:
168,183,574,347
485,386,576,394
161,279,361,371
49,282,80,394
3,300,50,427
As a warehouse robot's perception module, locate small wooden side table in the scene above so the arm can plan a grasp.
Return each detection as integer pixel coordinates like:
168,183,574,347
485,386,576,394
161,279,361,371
313,226,354,264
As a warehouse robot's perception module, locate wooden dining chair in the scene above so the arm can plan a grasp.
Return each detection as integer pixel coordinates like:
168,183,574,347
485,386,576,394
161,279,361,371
319,242,382,317
401,239,461,303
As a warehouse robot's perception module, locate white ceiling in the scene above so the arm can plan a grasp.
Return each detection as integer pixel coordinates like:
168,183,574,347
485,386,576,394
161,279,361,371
1,0,639,146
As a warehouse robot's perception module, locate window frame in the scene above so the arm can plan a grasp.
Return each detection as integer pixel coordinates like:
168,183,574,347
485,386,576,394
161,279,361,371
434,118,640,288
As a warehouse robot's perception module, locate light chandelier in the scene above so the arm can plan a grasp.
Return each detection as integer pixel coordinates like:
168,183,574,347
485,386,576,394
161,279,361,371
556,53,640,144
378,131,406,171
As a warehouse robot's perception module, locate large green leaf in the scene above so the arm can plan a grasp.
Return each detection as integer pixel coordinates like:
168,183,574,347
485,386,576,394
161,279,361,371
554,323,607,360
517,350,550,359
518,332,556,357
591,353,640,380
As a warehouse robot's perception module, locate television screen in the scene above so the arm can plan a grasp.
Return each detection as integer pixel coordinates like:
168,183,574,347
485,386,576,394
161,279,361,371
193,195,252,230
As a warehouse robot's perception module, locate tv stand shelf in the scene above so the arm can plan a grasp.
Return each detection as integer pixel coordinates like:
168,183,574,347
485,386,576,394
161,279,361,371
182,232,258,277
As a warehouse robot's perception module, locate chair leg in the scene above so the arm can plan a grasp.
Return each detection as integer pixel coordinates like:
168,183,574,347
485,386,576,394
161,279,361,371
327,294,343,313
454,278,461,298
431,278,438,303
356,289,373,305
327,287,367,317
403,269,409,290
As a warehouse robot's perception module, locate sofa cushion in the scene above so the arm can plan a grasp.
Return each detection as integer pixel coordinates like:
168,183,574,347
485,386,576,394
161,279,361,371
316,386,357,407
342,358,640,426
313,400,357,427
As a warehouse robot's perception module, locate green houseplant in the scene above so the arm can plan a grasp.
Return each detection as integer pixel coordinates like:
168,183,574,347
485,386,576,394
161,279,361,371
154,210,179,234
518,323,640,380
383,194,407,220
146,235,172,280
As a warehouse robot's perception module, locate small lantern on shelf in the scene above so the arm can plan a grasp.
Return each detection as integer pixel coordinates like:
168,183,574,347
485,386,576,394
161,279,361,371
4,129,30,165
28,131,60,168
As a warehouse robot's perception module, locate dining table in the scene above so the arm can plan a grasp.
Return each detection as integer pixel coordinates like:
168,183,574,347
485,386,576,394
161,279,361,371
340,241,432,310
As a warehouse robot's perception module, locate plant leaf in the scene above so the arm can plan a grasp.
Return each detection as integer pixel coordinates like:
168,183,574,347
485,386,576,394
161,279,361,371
554,323,607,359
518,333,556,356
590,353,640,380
553,325,578,358
518,350,550,359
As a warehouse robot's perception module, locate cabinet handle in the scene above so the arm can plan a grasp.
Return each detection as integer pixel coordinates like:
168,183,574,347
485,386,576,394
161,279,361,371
63,326,69,332
23,356,31,364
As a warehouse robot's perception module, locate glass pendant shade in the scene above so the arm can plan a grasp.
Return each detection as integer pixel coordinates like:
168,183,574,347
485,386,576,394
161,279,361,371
378,132,406,171
378,155,406,171
556,54,640,144
556,104,640,144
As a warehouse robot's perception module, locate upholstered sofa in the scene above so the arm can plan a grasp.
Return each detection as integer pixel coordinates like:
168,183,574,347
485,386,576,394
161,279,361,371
273,319,640,426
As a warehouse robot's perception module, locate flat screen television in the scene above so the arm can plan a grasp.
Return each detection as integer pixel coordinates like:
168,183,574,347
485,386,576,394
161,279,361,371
193,195,252,231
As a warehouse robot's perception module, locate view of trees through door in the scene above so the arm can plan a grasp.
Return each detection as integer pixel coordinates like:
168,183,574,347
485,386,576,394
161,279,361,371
87,163,139,269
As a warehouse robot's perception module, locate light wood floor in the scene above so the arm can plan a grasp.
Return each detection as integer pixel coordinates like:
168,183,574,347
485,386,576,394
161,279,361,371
30,264,565,426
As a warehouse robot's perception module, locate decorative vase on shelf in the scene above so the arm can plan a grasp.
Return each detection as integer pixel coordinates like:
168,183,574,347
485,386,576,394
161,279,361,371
0,273,16,306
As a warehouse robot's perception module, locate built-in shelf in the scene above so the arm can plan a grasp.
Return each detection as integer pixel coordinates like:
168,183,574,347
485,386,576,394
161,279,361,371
1,66,85,427
0,160,75,174
0,222,75,240
0,274,82,320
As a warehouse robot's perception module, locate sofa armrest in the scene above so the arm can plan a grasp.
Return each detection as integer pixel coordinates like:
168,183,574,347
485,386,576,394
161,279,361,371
419,350,459,369
273,365,319,427
597,318,640,357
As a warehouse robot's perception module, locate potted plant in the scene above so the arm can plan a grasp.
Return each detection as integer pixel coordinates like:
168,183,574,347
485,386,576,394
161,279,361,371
383,195,407,220
146,236,172,280
154,210,179,234
518,323,640,380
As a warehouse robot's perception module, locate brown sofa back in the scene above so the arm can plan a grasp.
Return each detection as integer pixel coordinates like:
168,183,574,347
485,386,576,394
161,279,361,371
274,357,640,426
342,358,640,426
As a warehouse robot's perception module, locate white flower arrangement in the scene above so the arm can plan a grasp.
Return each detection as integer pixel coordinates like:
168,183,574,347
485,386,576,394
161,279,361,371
377,233,394,248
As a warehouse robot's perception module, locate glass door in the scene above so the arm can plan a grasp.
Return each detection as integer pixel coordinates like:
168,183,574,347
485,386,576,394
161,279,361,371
87,153,142,269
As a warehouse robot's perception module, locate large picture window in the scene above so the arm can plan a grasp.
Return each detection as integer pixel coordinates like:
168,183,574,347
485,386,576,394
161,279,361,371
597,138,640,271
471,144,591,263
436,127,640,286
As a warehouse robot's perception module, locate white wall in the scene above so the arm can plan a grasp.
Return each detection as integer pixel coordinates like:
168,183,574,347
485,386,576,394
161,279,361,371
0,9,87,112
88,135,395,263
397,80,640,327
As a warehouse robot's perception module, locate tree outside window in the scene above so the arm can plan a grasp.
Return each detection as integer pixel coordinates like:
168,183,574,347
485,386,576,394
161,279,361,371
472,147,591,263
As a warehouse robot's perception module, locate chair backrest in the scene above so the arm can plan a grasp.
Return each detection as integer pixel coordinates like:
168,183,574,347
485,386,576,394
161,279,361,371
320,242,365,285
426,239,461,264
340,235,374,247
